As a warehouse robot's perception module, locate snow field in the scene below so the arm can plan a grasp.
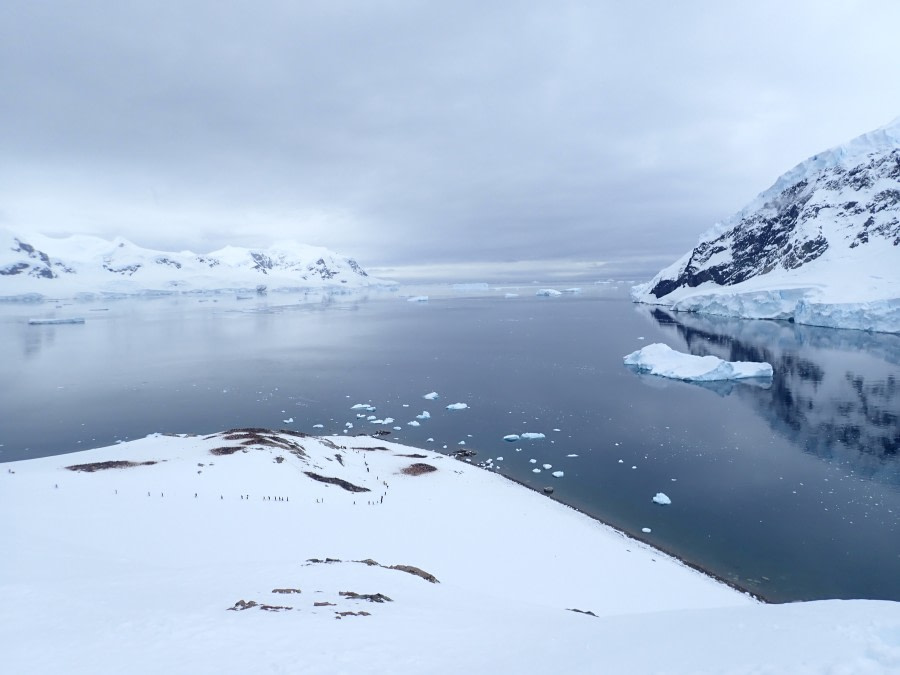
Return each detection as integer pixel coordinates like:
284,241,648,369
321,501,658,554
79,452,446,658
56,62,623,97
2,431,897,673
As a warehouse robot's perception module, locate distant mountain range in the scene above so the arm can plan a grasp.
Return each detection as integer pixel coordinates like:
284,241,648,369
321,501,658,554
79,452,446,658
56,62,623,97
0,230,392,299
633,117,900,333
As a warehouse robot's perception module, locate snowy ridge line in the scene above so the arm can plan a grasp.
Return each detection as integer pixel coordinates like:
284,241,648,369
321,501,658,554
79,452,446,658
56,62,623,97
0,228,396,300
483,457,768,603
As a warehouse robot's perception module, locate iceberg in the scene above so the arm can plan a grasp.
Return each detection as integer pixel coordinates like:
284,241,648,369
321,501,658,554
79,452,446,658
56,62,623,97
623,343,773,381
423,392,439,400
536,289,562,297
652,493,672,505
520,432,546,440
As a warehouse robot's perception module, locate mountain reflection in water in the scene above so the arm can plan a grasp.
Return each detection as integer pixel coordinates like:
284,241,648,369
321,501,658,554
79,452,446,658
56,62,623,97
642,307,899,484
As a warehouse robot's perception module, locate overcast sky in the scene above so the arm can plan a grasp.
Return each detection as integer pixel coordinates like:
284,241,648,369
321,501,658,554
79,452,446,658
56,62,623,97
2,1,899,275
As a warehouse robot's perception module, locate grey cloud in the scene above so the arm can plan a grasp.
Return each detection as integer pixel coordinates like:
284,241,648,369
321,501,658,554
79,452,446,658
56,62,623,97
2,1,900,269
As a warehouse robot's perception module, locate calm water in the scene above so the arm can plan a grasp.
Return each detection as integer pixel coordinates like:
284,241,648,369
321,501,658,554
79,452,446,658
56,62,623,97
2,284,898,602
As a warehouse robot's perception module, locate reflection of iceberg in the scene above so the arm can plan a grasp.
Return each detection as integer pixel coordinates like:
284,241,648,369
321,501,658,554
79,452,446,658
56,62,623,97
629,370,771,397
638,306,900,481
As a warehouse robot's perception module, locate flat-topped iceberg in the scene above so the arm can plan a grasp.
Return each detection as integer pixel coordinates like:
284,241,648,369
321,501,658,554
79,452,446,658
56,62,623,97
624,343,773,381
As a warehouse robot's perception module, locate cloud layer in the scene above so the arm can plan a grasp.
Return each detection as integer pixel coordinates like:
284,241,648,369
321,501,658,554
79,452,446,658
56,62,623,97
2,1,899,269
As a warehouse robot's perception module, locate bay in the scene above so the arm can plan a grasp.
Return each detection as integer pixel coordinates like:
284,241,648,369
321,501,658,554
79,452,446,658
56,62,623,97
1,283,897,602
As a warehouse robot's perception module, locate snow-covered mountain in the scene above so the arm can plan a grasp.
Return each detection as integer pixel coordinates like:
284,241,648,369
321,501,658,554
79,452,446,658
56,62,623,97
0,229,392,299
633,117,900,333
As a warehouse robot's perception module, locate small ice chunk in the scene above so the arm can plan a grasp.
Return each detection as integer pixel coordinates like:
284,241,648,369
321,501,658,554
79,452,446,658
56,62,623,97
536,289,562,297
351,403,369,409
417,411,431,420
552,471,564,478
542,464,552,470
532,468,542,473
618,459,624,464
566,454,578,457
313,424,324,428
426,438,434,442
408,295,429,302
496,457,503,461
283,418,294,423
642,527,652,533
28,317,86,325
345,423,353,428
652,492,672,505
503,434,520,442
521,432,545,440
424,392,439,400
446,402,468,410
407,420,421,427
383,417,395,424
367,415,376,421
552,428,561,432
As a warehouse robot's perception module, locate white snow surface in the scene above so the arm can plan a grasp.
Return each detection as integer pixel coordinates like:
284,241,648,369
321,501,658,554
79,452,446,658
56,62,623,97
1,431,898,674
0,229,393,300
624,343,774,381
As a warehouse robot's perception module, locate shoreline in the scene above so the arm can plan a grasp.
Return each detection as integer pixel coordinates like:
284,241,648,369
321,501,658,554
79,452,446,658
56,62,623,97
488,464,769,604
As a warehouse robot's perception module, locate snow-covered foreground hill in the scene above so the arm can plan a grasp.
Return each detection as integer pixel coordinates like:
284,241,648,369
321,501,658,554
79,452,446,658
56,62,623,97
633,117,900,333
0,229,393,300
2,431,898,674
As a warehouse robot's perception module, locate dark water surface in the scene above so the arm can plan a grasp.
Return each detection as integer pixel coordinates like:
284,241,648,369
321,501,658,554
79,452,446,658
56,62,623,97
2,284,898,602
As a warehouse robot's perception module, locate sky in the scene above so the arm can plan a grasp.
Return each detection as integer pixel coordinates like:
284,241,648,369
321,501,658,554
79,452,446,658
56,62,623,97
2,1,900,278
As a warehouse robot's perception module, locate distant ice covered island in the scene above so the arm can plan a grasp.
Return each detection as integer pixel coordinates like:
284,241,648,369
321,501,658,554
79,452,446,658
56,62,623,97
0,229,395,300
633,117,900,334
2,430,898,674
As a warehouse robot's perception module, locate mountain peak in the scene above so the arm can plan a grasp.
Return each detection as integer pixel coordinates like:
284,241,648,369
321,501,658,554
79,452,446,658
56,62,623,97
634,119,900,333
1,232,392,299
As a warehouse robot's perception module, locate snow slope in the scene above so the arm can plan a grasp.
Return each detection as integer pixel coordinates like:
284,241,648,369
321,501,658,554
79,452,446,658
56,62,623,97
2,430,898,674
633,117,900,333
0,229,393,299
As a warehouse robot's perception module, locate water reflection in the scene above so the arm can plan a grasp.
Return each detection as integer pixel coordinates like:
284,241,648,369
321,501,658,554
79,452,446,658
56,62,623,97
639,307,900,482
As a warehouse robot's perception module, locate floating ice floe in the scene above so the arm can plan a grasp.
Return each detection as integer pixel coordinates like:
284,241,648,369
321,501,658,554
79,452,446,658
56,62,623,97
566,454,578,457
642,527,652,533
283,418,294,424
423,392,439,400
503,434,520,442
407,296,429,302
529,459,537,463
350,403,370,409
521,432,546,440
312,424,323,428
623,343,773,381
416,411,431,420
446,403,468,410
407,420,421,427
532,468,541,473
542,464,552,470
652,493,672,505
536,289,562,297
552,471,564,478
28,317,86,325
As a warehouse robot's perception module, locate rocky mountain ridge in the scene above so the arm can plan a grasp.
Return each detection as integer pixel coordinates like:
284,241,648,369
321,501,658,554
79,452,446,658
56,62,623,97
0,229,388,299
